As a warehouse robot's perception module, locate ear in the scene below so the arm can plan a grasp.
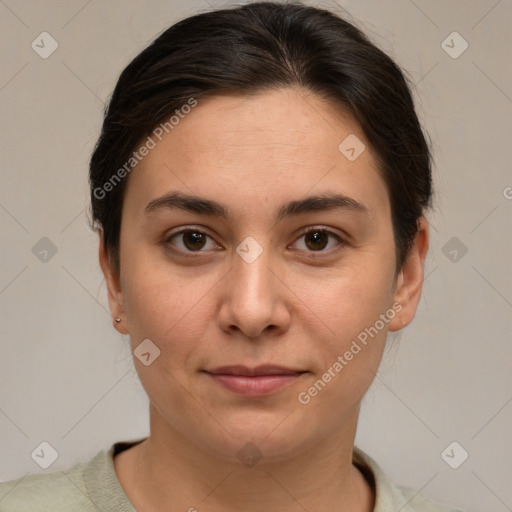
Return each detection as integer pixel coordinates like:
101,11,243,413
388,217,429,332
98,230,129,335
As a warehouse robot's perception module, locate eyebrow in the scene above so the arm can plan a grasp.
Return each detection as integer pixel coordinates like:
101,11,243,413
144,191,368,221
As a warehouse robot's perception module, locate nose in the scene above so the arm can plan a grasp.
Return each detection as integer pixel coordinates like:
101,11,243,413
216,241,292,340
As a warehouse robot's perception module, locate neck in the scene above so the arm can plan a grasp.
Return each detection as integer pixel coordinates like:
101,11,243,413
115,405,375,512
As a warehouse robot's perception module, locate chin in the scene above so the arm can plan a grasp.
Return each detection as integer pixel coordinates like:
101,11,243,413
189,411,313,465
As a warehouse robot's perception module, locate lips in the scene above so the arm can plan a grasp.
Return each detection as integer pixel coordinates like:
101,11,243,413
206,364,304,376
204,365,306,396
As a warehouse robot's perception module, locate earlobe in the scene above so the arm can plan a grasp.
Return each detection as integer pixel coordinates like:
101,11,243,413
388,217,429,332
98,230,129,335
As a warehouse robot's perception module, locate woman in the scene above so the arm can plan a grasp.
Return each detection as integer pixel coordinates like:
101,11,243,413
0,2,464,511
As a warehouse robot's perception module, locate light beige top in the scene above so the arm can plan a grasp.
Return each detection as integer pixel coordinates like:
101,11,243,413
0,438,463,511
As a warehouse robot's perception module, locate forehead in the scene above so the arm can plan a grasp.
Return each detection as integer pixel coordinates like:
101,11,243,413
123,87,390,221
166,88,362,163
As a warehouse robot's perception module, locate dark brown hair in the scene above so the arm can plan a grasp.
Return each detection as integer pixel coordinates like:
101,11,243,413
89,1,432,272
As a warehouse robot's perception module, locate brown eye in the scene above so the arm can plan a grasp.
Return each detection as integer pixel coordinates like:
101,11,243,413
182,231,207,250
304,230,329,251
166,229,218,252
291,228,344,253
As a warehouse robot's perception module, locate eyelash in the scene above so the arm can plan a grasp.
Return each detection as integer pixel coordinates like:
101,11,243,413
164,226,347,256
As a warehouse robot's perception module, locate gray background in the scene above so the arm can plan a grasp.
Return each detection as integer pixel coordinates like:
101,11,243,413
1,1,511,511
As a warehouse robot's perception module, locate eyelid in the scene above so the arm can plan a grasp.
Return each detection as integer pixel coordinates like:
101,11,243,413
293,225,345,240
165,224,215,240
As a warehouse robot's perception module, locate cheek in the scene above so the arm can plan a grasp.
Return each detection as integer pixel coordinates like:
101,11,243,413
121,257,220,359
293,259,395,398
121,268,214,406
293,258,395,340
294,274,393,429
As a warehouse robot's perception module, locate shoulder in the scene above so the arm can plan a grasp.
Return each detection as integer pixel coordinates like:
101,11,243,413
0,462,91,512
353,446,465,512
0,450,109,512
392,483,464,512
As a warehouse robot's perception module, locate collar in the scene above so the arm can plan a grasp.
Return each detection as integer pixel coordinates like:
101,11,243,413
84,438,411,512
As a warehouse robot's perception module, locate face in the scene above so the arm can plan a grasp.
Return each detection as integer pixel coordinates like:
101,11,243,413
100,87,428,463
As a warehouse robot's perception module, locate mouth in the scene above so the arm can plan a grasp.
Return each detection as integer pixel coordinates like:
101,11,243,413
203,365,307,396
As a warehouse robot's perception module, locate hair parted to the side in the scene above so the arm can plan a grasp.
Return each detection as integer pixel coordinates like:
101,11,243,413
89,1,432,273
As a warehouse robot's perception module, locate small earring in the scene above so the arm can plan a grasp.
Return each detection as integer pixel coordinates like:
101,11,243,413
114,317,121,323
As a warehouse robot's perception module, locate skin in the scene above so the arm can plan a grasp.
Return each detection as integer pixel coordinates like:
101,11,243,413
99,86,429,512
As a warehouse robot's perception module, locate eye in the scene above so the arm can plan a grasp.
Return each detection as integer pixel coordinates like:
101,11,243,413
165,226,345,255
165,228,220,252
291,227,345,253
